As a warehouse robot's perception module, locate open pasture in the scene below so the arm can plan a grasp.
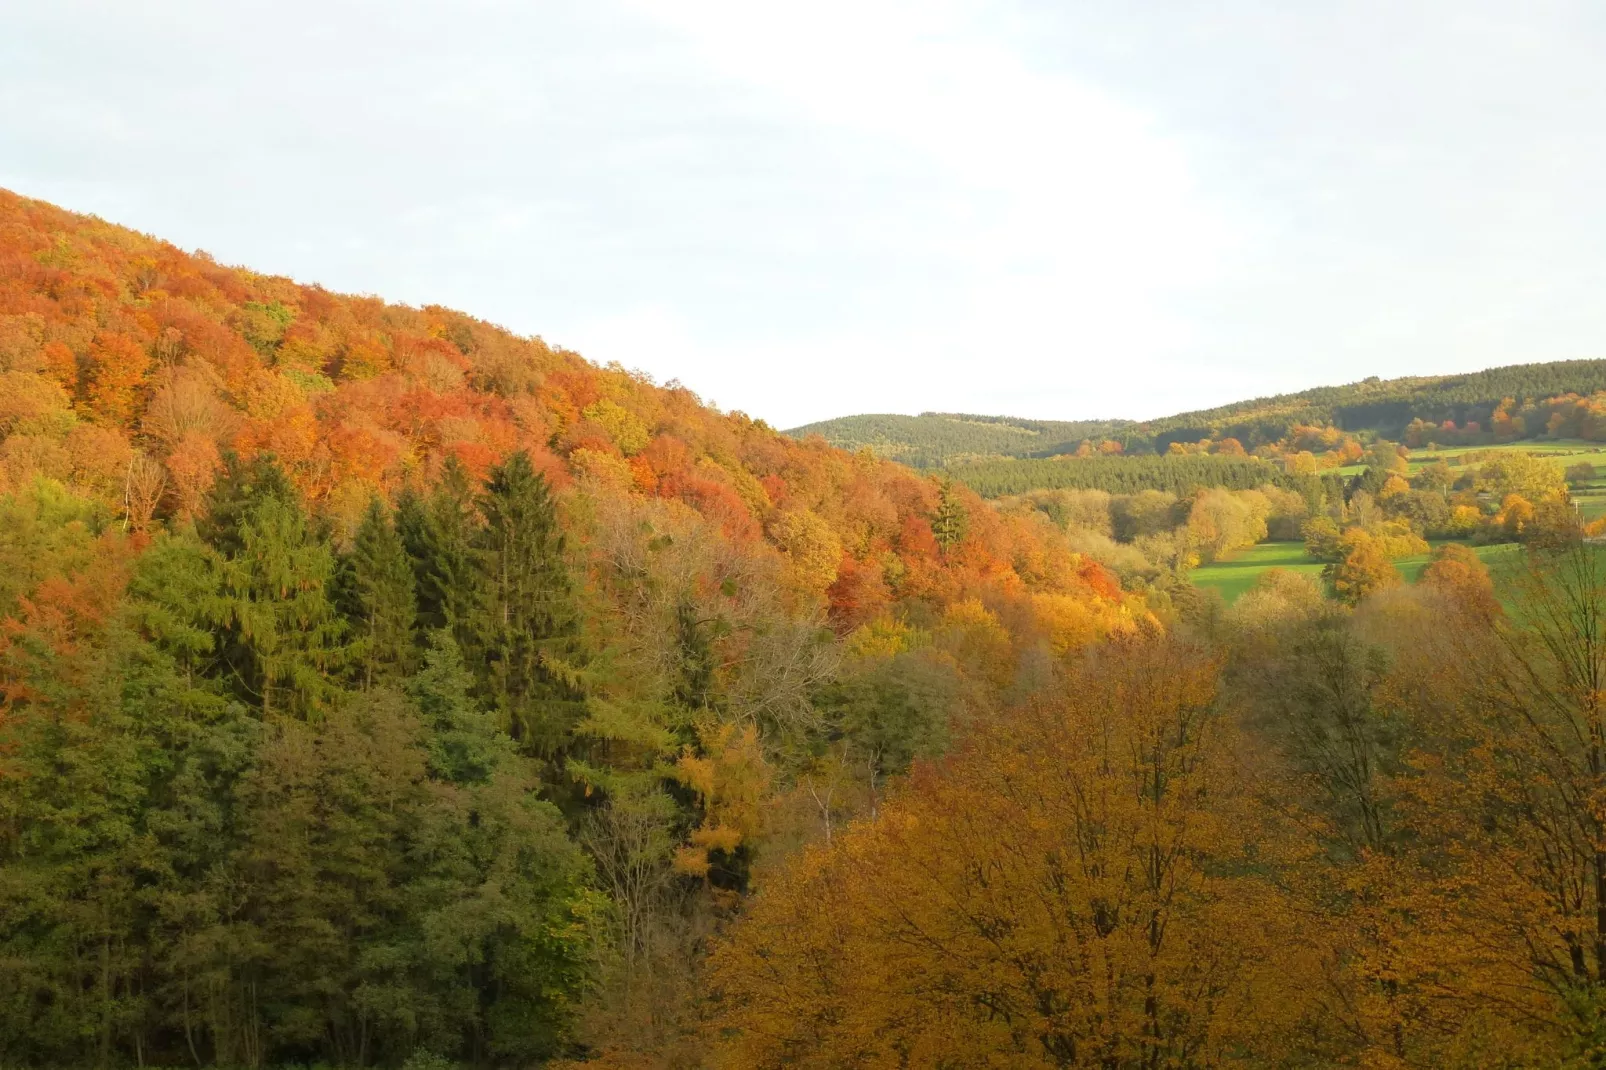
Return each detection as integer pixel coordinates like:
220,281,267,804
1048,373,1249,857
1335,438,1606,476
1191,540,1520,605
1333,441,1606,517
1411,441,1606,518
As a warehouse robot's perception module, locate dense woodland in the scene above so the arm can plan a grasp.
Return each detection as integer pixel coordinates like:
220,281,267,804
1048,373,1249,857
0,191,1137,1068
947,453,1296,499
785,413,1134,469
9,190,1606,1070
1129,360,1606,450
795,360,1606,466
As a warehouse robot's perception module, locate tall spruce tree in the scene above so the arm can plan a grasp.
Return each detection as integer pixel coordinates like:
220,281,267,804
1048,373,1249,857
337,497,419,689
471,450,587,754
199,455,346,718
0,538,246,1069
197,451,298,556
397,456,479,642
931,477,970,553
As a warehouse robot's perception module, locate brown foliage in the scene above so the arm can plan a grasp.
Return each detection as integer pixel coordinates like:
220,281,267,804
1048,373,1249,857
710,640,1320,1068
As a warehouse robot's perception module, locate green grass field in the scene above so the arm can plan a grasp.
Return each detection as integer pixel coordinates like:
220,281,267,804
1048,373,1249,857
1408,439,1606,466
1328,440,1606,519
1573,483,1606,519
1413,441,1606,518
1191,540,1520,605
1335,438,1606,479
1188,543,1326,603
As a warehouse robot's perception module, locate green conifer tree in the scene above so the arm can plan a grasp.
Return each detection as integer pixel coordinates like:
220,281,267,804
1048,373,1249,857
199,457,346,718
932,477,970,553
407,629,511,785
337,497,419,689
197,451,298,555
397,456,479,642
470,450,587,754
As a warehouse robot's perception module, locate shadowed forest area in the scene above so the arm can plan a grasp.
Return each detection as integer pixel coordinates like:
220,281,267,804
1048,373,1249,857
10,191,1606,1070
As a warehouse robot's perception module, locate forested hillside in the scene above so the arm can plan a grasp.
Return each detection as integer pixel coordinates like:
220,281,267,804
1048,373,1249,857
0,190,1139,1068
12,188,1606,1070
795,359,1606,461
785,411,1134,467
1134,359,1606,449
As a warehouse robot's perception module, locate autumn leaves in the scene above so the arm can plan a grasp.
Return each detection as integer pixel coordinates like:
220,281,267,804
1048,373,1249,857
705,542,1606,1067
710,640,1314,1068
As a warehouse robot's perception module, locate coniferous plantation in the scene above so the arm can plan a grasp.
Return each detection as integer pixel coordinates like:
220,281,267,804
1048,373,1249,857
13,188,1606,1070
945,452,1290,498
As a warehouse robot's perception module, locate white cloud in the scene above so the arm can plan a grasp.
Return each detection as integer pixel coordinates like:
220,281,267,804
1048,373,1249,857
562,0,1236,424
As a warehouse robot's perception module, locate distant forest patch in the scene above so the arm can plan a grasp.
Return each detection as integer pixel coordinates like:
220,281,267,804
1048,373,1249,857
789,360,1606,465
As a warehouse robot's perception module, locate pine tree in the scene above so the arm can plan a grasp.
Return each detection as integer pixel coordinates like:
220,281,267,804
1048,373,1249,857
198,452,298,556
470,450,587,754
337,497,418,689
931,477,970,553
199,456,346,718
397,457,479,642
0,544,241,1068
673,598,717,717
407,629,511,786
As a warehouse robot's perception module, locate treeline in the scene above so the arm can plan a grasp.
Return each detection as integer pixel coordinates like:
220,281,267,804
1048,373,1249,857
785,412,1134,468
948,453,1289,498
795,360,1606,464
1134,359,1606,449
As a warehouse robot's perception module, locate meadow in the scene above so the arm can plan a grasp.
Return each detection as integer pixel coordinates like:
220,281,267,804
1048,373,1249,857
1338,437,1606,473
1339,439,1606,517
1430,441,1606,519
1191,540,1520,604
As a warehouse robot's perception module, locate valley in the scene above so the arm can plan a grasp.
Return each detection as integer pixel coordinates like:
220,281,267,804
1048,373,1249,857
3,188,1606,1068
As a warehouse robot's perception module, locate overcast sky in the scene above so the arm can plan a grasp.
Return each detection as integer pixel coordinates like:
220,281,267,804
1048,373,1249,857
5,1,1606,428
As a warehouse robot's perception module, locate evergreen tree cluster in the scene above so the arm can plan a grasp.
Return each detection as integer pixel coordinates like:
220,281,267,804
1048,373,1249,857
0,450,601,1068
949,453,1287,499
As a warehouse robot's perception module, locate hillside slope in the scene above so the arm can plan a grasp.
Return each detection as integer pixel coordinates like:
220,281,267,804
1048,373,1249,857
0,189,1146,1067
786,411,1135,468
0,187,1131,626
792,360,1606,463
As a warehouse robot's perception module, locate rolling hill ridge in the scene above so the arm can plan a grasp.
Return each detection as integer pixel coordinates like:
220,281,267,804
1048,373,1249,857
789,360,1606,466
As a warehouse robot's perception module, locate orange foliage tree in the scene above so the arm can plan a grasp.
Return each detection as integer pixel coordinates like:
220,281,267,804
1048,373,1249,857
708,639,1320,1067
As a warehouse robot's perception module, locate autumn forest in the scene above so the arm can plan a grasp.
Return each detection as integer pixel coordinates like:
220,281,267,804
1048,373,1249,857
7,188,1606,1070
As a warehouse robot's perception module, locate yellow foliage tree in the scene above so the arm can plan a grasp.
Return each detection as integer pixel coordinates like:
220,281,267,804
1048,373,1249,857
1379,473,1411,499
766,507,843,598
1382,539,1606,1062
1497,492,1536,539
585,398,652,456
671,721,772,888
1325,530,1402,605
708,640,1321,1068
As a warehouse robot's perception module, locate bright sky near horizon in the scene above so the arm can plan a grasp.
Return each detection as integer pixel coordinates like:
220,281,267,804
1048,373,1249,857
5,1,1606,428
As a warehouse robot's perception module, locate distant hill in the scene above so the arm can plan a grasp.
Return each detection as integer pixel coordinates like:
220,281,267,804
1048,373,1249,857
785,412,1135,468
788,360,1606,465
1133,360,1606,450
